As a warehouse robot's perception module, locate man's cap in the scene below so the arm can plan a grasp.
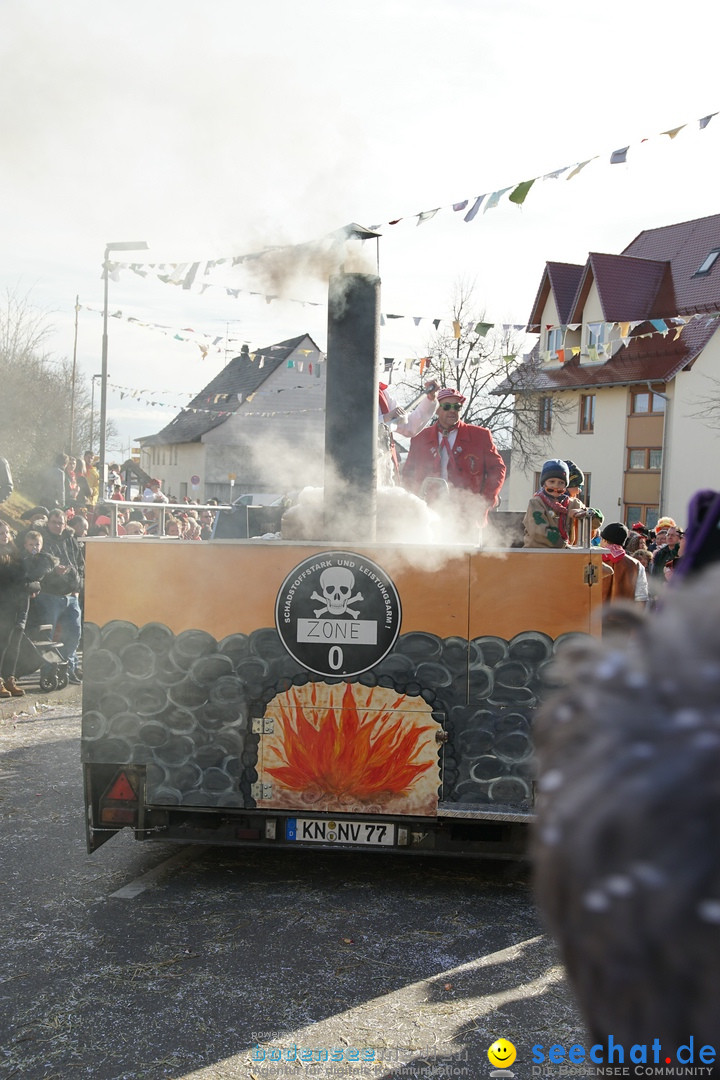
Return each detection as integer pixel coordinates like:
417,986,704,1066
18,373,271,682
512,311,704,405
436,387,466,403
21,506,50,520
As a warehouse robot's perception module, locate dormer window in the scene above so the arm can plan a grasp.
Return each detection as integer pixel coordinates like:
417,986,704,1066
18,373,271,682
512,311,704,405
547,327,564,354
693,248,720,277
587,322,606,351
583,322,610,360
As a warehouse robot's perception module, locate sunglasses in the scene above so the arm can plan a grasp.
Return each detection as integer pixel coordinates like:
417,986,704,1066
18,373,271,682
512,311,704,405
439,402,461,411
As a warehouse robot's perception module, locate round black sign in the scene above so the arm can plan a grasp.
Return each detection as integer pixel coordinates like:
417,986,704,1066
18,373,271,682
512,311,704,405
275,551,402,677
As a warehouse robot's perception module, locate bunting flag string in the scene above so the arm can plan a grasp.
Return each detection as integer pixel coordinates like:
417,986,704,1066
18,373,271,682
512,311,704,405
80,303,328,361
539,310,720,363
384,310,720,378
365,109,717,232
106,377,326,416
82,296,528,349
104,107,718,294
78,302,250,357
107,258,330,308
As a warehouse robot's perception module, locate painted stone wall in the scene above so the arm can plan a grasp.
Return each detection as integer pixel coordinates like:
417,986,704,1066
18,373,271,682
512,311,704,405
82,620,586,814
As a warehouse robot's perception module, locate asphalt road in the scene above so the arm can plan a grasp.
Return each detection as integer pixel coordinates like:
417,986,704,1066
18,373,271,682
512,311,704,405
0,684,588,1080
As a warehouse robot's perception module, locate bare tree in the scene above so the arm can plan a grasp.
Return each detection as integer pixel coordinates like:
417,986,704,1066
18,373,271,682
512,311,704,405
688,374,720,432
0,288,96,493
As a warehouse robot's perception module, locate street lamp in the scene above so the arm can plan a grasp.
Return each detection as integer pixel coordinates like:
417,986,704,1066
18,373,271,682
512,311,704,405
99,239,148,496
89,373,104,454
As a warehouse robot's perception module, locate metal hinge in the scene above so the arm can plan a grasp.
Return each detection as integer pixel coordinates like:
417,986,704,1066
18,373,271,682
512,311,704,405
251,717,274,734
251,782,273,801
584,562,599,586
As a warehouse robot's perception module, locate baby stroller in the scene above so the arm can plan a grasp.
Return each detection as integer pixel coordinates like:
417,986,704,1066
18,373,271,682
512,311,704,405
15,624,69,691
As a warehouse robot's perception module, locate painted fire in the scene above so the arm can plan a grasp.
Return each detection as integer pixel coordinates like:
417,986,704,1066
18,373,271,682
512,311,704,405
260,682,441,815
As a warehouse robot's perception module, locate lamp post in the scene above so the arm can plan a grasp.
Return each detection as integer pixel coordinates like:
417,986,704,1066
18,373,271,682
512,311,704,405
89,373,104,454
99,240,148,496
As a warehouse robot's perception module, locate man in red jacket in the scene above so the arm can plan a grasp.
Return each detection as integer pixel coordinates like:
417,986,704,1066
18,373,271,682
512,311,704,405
401,387,506,535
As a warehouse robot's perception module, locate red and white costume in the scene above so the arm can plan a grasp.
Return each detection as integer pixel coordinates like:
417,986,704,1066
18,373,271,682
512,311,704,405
402,420,506,526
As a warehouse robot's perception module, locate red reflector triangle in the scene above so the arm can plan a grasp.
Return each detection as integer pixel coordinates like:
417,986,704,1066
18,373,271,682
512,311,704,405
106,773,137,802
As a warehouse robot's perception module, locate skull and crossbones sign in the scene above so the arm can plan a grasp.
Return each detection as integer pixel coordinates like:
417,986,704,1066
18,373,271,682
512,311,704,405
311,568,364,618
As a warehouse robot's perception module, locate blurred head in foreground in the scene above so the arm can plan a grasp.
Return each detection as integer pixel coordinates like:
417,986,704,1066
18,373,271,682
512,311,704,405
533,566,720,1061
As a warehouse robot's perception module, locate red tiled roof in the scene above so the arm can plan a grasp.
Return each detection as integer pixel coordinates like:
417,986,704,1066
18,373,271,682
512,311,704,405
570,253,671,322
623,213,720,313
527,262,583,332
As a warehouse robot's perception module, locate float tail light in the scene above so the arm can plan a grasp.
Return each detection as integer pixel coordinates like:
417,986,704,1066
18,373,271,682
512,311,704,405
100,770,139,825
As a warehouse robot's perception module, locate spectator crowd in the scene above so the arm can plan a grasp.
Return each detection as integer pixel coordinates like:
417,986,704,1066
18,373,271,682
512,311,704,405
0,450,219,698
522,457,686,608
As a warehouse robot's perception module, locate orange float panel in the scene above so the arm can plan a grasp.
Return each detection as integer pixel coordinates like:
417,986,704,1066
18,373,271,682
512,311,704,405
84,539,602,640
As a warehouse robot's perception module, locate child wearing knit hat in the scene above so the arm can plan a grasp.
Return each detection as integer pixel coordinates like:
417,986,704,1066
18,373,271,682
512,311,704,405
523,459,592,548
564,459,603,545
565,460,584,496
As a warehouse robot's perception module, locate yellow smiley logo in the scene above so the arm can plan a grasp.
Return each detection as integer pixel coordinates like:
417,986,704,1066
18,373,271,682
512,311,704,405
488,1038,517,1069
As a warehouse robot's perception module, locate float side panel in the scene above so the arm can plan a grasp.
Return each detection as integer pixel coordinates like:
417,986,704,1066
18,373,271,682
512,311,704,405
84,541,475,638
468,550,603,638
85,542,601,639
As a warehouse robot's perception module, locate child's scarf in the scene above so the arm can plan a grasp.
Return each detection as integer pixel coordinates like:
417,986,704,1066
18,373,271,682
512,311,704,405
536,488,571,543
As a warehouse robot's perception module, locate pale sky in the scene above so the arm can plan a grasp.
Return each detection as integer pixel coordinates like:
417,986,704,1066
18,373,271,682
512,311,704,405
2,0,719,455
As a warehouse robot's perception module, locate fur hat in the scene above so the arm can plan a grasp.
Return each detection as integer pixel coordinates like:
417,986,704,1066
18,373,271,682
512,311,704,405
540,459,570,486
656,516,677,530
601,521,629,546
565,460,584,489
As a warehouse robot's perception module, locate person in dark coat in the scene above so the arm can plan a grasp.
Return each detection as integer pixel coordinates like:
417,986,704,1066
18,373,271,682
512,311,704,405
34,509,84,683
599,521,649,605
0,541,46,698
38,453,68,510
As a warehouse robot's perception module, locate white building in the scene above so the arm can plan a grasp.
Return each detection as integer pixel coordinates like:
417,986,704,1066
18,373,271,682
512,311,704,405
138,334,325,502
501,213,720,529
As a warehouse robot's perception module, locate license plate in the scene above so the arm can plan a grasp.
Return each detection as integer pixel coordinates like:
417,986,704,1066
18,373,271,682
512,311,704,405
286,817,395,846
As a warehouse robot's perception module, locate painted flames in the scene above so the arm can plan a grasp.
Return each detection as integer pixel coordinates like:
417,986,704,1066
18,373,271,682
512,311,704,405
260,682,441,815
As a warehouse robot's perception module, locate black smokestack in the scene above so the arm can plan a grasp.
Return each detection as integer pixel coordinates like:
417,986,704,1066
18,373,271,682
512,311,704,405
324,272,380,541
